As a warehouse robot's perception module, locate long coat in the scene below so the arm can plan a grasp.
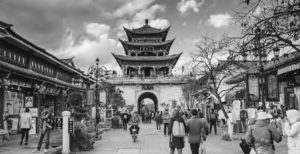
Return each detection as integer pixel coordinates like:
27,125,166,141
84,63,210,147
186,116,209,143
245,120,282,154
168,116,186,149
285,110,300,154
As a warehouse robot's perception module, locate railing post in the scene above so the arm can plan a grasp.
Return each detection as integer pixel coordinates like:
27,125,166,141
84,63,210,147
62,111,71,154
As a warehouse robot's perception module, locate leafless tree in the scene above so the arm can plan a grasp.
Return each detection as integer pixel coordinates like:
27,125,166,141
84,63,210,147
232,0,300,57
191,35,243,119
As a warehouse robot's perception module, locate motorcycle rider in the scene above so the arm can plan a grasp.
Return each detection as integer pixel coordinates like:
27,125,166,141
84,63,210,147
129,112,141,134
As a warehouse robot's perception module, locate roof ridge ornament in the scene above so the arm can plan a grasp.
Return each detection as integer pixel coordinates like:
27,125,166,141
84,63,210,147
145,19,149,25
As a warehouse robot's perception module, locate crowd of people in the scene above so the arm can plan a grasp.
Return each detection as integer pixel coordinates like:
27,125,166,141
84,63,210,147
119,104,300,154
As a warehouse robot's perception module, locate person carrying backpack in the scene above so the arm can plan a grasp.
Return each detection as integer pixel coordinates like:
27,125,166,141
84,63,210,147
169,109,187,154
209,109,218,135
245,112,282,154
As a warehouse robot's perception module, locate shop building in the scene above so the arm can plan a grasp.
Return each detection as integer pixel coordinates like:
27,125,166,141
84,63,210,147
264,51,300,110
0,21,94,134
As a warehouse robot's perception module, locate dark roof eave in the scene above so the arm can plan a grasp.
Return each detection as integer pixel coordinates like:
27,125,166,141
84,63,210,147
123,25,171,35
1,30,85,76
0,60,85,90
112,53,182,62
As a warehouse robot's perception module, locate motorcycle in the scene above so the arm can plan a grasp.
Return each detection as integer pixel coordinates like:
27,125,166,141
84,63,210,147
131,125,138,142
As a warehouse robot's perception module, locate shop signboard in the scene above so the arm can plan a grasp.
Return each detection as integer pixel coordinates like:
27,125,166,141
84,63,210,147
20,108,38,117
25,96,33,107
87,90,94,105
29,118,37,135
99,107,106,124
55,117,63,129
4,91,24,115
106,108,113,119
247,74,260,102
68,120,74,134
11,118,19,131
100,90,106,104
266,73,279,101
91,107,96,119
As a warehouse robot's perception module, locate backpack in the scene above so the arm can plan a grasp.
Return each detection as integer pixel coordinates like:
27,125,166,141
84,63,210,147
172,120,185,137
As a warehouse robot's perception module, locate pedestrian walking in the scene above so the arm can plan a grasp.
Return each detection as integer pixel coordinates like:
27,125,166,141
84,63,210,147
218,109,226,127
209,109,218,134
284,110,300,154
186,109,209,154
162,109,171,136
154,111,163,130
169,109,187,154
34,105,53,153
19,108,32,145
121,110,130,130
245,111,282,154
240,108,248,132
227,111,234,140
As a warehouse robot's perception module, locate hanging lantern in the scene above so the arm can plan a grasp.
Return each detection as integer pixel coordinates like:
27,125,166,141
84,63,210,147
273,47,280,60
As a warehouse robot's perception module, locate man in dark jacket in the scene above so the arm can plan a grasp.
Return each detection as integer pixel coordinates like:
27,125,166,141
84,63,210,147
121,110,130,130
186,109,209,154
240,108,248,132
209,109,218,134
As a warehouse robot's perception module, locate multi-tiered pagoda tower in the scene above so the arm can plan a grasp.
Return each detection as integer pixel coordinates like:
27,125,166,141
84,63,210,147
109,19,187,112
112,19,182,78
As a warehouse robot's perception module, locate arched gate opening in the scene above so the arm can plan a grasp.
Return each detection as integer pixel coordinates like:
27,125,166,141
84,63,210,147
137,92,158,113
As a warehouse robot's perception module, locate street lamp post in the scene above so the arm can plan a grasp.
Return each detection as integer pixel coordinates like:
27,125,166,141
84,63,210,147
88,57,106,139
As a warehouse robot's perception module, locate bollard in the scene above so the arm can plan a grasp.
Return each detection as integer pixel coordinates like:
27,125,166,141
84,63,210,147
62,111,71,154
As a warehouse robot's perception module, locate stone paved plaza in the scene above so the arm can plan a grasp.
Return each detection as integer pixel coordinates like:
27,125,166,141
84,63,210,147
82,123,287,154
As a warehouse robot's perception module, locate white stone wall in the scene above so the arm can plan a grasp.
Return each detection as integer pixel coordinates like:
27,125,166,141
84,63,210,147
115,84,185,112
159,85,184,110
116,85,137,106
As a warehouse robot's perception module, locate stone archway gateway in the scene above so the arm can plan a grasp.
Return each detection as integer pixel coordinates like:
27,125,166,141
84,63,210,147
137,92,158,113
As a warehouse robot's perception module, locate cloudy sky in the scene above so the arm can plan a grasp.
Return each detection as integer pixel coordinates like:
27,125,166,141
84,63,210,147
0,0,243,74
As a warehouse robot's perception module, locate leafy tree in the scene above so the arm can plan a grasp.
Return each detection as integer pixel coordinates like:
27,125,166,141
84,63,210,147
109,90,125,110
66,91,88,120
100,82,125,110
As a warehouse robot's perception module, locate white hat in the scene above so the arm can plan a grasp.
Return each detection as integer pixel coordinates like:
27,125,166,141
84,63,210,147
256,112,272,120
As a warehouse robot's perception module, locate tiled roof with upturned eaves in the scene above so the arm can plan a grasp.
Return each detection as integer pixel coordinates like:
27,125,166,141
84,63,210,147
123,25,170,34
112,53,182,62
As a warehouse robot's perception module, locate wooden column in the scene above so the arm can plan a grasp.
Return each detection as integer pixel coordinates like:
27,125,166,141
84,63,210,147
27,55,33,70
138,66,141,75
153,67,157,76
168,66,172,76
0,82,5,129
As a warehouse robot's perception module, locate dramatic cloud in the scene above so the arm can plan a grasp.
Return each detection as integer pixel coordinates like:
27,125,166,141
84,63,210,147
55,23,122,73
110,0,155,18
115,2,169,40
208,13,232,28
0,0,105,50
177,0,205,15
